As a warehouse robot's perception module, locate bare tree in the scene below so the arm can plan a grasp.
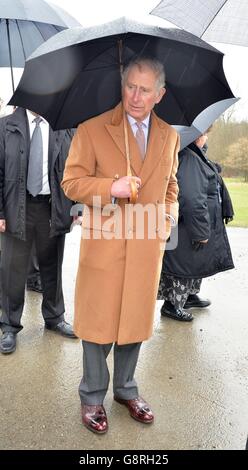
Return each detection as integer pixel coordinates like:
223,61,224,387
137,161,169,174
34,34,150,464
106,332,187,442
221,104,237,124
226,137,248,181
208,118,248,177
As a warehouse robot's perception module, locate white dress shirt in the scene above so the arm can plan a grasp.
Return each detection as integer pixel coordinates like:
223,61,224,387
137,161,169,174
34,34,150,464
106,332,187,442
26,110,50,195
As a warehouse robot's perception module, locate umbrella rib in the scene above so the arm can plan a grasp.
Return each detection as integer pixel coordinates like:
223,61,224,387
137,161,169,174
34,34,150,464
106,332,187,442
6,19,15,93
16,20,27,61
168,85,191,126
200,0,228,37
82,63,120,72
52,39,124,128
35,22,52,41
169,45,231,125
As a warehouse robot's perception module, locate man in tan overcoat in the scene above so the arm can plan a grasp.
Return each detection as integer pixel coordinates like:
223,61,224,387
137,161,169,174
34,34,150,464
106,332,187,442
61,57,179,434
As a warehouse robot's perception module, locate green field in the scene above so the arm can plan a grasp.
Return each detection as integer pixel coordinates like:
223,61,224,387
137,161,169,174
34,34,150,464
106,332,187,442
224,178,248,227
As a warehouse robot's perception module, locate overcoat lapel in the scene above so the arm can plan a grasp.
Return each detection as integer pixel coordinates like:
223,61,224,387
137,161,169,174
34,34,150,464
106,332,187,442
139,111,169,187
105,103,169,182
49,129,67,171
105,103,143,176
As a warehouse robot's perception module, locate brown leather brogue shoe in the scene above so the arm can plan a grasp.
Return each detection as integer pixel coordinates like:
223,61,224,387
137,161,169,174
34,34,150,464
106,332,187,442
114,396,154,424
81,405,108,434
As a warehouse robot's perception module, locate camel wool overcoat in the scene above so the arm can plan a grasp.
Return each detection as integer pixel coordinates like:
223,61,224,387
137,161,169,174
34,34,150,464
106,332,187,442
62,103,179,344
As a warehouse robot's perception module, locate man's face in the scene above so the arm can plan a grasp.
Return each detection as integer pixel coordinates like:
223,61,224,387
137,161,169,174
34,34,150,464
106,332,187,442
195,133,208,149
122,65,166,122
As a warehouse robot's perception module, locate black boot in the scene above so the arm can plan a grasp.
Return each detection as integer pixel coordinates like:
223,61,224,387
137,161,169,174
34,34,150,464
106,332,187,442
161,301,194,321
184,294,211,309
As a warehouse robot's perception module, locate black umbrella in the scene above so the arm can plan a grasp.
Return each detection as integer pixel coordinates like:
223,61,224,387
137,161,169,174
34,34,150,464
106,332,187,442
0,0,80,92
150,0,248,47
9,17,236,130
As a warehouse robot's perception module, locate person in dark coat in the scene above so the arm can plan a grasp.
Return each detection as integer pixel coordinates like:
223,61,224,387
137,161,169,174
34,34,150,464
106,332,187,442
0,107,78,354
0,239,43,306
0,105,42,299
26,242,43,293
158,131,234,321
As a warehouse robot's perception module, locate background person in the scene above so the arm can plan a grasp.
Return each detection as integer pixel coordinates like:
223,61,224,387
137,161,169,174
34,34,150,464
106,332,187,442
158,130,234,321
0,107,77,354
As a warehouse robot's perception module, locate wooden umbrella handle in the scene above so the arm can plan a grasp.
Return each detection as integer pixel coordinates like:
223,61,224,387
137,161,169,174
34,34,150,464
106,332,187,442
129,178,138,204
123,111,138,204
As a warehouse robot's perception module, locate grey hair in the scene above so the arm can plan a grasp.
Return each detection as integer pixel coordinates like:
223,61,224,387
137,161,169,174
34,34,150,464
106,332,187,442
121,57,166,91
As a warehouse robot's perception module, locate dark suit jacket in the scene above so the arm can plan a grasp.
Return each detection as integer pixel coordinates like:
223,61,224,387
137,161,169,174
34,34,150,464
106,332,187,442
0,107,74,240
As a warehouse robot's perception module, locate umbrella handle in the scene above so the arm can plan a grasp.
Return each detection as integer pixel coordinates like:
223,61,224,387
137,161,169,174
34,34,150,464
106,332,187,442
128,178,138,204
123,112,138,204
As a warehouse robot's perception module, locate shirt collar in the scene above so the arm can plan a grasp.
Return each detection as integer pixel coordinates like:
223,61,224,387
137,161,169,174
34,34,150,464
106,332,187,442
26,109,47,126
126,113,150,129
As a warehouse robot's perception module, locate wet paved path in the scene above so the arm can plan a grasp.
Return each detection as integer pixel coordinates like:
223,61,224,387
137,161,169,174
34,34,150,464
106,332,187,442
0,227,247,450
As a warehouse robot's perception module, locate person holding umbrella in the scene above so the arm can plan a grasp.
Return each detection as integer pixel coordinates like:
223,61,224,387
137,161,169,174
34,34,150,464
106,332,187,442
61,57,179,434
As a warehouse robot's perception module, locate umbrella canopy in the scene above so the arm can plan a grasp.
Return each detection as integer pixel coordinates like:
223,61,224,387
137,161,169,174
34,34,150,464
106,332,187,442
175,97,238,149
9,17,236,131
0,0,80,91
150,0,248,47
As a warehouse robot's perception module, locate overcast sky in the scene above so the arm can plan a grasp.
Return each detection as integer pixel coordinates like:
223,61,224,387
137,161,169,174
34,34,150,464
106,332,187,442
1,0,247,120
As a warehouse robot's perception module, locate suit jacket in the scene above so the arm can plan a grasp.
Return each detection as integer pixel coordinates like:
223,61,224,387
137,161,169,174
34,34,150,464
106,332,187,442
62,102,179,344
0,107,74,240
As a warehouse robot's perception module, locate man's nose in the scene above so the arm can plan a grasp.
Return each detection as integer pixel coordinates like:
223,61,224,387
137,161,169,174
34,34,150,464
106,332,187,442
132,88,141,101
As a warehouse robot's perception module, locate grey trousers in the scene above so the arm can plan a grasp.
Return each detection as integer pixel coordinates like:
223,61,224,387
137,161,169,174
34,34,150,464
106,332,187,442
79,341,142,405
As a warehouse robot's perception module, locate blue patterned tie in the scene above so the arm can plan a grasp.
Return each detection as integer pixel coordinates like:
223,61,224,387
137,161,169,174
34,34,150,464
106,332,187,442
27,117,43,196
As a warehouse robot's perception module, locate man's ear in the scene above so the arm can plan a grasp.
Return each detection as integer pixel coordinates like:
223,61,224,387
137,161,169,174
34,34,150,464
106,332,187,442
156,87,166,104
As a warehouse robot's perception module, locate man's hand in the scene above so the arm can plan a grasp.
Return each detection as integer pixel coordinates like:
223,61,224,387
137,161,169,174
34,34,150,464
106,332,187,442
111,176,141,199
199,239,208,243
0,219,6,232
